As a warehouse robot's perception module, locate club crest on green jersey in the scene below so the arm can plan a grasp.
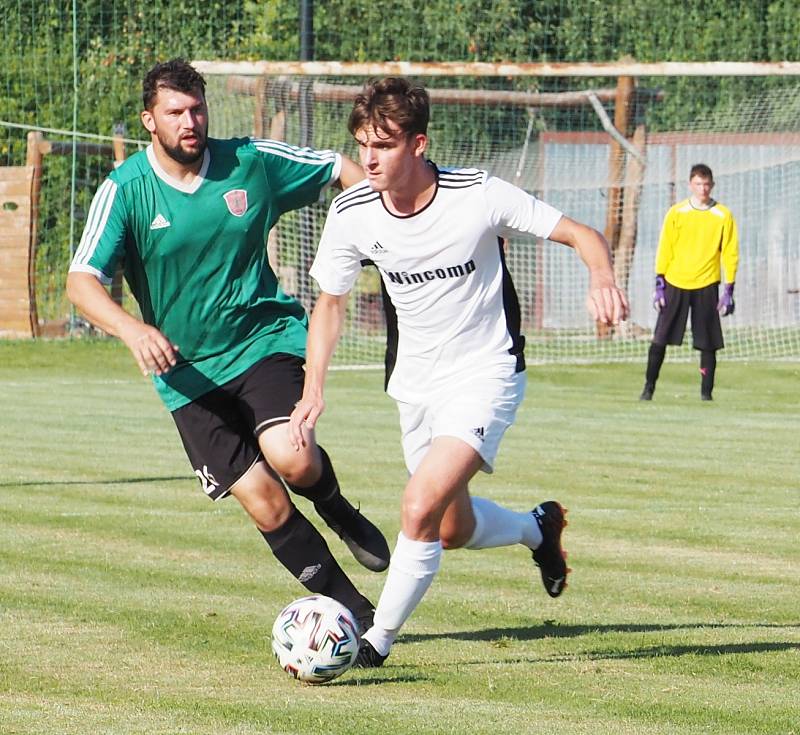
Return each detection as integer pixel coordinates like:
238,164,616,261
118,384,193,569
223,189,248,216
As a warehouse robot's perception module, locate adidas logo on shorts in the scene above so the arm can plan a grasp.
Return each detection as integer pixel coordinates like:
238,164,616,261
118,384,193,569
471,426,485,441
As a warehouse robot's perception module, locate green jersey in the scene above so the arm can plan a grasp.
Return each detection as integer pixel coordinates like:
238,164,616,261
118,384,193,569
70,137,340,410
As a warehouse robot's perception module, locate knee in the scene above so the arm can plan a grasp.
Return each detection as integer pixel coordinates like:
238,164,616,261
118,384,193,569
258,424,320,486
275,454,317,486
237,485,293,532
251,502,294,532
263,444,318,486
230,463,294,531
401,497,442,540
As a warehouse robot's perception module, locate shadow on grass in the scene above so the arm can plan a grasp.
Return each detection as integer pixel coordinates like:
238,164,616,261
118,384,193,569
321,639,800,683
401,623,800,664
0,476,187,487
576,640,800,660
403,620,800,643
332,672,429,687
478,640,800,665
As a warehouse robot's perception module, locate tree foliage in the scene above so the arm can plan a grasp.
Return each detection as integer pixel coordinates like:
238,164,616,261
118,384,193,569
1,0,798,321
2,0,798,157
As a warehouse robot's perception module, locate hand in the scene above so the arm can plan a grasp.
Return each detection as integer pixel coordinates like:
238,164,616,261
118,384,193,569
288,394,325,451
586,281,629,326
718,282,735,316
118,321,178,377
652,275,667,311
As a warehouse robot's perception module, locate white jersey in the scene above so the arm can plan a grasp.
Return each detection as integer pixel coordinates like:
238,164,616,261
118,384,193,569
310,166,563,402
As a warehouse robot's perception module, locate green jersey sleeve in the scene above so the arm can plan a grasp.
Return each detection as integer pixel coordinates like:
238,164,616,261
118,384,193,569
251,139,341,215
69,177,128,283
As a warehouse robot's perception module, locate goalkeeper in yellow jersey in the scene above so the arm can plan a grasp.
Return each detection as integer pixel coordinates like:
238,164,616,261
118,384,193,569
640,163,739,401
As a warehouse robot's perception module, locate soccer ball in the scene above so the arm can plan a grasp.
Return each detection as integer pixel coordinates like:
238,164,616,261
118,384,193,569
271,594,361,684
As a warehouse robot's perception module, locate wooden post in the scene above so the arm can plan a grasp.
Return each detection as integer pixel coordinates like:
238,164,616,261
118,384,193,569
254,77,268,138
598,75,634,338
266,107,286,276
603,76,635,257
533,132,545,332
615,122,647,339
259,80,291,278
110,124,127,306
112,124,126,167
25,131,44,337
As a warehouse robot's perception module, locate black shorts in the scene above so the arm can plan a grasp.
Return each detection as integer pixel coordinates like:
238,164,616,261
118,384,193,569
653,281,724,351
171,353,305,501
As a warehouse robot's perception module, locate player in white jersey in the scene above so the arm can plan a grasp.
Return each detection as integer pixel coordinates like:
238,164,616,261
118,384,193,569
317,168,563,405
66,59,390,632
289,77,629,667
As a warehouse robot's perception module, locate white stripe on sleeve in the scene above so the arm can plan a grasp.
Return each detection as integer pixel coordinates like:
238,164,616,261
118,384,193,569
251,138,337,166
71,178,118,267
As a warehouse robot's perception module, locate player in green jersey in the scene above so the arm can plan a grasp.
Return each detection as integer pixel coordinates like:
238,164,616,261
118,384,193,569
66,59,389,629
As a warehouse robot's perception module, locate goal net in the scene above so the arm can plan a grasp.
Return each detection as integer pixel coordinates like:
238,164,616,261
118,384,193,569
200,66,800,366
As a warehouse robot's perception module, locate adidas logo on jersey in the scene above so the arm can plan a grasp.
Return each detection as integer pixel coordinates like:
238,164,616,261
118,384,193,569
471,426,485,441
370,241,385,253
150,213,171,230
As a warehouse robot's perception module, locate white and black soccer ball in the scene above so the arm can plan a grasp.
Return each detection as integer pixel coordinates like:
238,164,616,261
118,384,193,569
271,594,360,684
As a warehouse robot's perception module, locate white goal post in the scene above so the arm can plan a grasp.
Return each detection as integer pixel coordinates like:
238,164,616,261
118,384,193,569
196,60,800,366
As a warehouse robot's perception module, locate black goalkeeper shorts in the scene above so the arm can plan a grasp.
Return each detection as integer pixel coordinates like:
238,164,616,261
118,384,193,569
653,281,724,351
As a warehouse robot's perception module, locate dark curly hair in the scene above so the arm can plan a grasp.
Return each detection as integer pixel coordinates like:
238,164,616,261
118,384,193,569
142,58,206,111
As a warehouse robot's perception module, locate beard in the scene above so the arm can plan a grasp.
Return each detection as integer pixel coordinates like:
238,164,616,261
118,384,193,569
158,128,207,165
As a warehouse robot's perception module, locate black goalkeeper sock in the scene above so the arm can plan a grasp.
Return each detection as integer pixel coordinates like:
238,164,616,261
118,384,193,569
700,350,717,396
645,343,666,386
260,508,373,619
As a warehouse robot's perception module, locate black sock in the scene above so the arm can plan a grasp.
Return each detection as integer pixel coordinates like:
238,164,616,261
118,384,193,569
286,445,339,504
645,343,666,386
260,508,373,618
286,446,355,525
700,350,716,396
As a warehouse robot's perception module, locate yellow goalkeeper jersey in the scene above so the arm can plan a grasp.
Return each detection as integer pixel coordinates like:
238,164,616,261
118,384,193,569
655,198,739,289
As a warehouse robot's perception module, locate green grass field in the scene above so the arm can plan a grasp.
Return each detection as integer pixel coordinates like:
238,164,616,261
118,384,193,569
1,340,798,735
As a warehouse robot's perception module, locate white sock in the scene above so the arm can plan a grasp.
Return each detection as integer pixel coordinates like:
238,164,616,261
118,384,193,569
363,532,442,656
465,496,542,550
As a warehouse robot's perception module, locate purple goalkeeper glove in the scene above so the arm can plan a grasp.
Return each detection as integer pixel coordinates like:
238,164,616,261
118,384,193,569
652,275,667,311
718,282,735,316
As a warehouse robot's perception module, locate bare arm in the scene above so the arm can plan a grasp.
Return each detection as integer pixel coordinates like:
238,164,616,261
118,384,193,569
288,291,349,449
336,154,365,190
548,215,629,325
66,271,178,376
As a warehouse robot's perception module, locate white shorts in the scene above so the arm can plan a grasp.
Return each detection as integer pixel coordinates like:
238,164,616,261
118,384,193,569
396,367,527,475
